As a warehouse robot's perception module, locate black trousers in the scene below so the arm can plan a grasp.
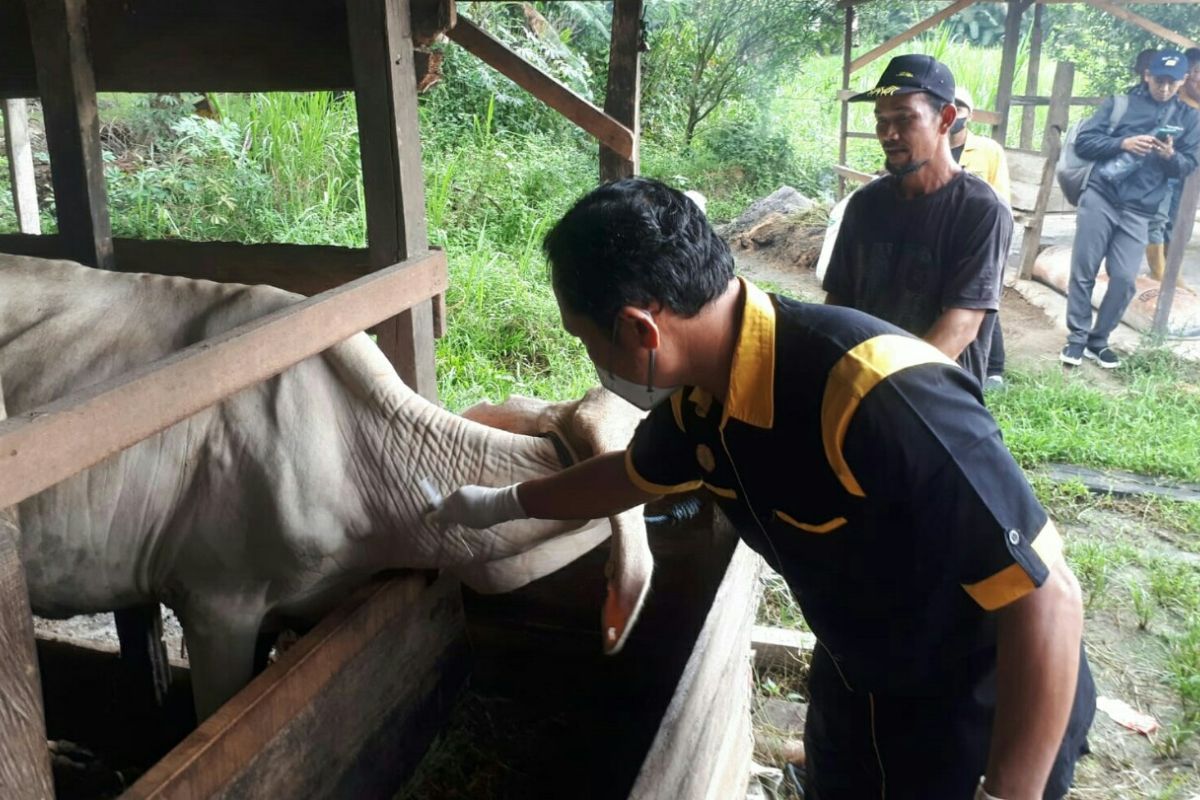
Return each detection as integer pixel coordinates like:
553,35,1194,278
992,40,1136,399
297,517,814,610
987,320,1006,378
804,644,1096,800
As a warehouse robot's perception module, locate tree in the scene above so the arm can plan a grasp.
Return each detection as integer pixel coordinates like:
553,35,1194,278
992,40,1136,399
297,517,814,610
644,0,841,144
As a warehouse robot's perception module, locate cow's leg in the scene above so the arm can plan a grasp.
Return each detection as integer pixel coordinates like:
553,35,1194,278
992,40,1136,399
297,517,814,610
178,604,264,721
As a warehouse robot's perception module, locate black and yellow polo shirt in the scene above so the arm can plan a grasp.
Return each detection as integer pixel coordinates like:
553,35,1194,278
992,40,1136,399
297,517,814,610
626,278,1063,694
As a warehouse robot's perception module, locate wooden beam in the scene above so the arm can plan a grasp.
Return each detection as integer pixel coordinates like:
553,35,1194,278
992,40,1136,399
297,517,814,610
0,250,446,510
23,0,113,268
448,16,635,161
1019,61,1073,281
599,0,643,180
1010,95,1105,107
993,0,1029,144
1080,0,1199,49
1154,169,1200,336
0,0,448,97
838,4,853,198
0,388,55,800
347,0,439,402
125,573,469,798
751,625,816,672
845,131,877,139
0,235,374,296
833,164,874,184
1019,2,1043,150
849,0,980,73
2,99,40,234
628,542,761,799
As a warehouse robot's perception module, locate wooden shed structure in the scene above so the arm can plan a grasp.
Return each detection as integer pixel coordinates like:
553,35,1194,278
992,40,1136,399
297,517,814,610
0,1,762,797
834,0,1200,336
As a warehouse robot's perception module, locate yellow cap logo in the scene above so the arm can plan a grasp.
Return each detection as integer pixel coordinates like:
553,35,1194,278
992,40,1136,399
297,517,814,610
867,85,900,96
897,71,915,77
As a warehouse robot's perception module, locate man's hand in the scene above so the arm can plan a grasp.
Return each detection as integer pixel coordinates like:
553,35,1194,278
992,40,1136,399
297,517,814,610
427,484,527,529
1121,134,1158,156
1154,135,1176,159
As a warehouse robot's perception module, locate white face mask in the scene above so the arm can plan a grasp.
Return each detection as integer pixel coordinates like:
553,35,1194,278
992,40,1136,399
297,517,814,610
598,335,680,411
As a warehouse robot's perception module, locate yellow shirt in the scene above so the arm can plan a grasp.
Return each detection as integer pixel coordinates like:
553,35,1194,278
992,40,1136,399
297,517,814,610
959,130,1011,206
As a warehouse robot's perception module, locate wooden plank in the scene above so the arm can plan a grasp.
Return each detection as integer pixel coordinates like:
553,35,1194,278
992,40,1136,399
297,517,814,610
2,99,40,234
838,4,853,198
833,164,874,185
0,250,446,510
1010,95,1105,107
24,0,113,268
0,390,55,800
124,573,469,799
849,0,980,73
1081,0,1199,49
751,625,816,672
599,0,643,180
1019,2,1044,150
0,0,447,96
628,542,761,800
347,0,439,402
1154,169,1200,335
992,0,1029,144
448,16,635,161
1019,61,1072,281
0,235,373,295
846,131,877,139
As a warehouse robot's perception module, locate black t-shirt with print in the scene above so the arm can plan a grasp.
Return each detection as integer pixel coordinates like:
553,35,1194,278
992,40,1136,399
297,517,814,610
822,170,1011,383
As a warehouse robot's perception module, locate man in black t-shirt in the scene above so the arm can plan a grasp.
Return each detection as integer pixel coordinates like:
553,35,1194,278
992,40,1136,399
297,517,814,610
823,55,1011,384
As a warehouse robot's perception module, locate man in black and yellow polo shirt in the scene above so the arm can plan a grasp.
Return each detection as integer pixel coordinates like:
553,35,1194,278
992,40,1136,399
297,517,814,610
430,178,1095,800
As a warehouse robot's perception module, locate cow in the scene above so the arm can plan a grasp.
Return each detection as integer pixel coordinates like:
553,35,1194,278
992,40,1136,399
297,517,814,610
0,254,650,719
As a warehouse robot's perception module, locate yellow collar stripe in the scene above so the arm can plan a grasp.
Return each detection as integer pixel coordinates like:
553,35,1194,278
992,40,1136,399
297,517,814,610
821,335,956,497
723,278,776,429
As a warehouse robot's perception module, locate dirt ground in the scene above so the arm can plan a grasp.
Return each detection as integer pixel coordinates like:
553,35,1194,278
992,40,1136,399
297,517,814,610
734,238,1200,799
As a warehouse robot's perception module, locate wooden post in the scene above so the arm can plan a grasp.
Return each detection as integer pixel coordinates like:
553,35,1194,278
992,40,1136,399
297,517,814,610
849,0,979,74
1153,170,1200,337
599,0,643,181
1018,3,1043,150
0,388,55,800
1081,0,1198,51
22,0,114,268
993,0,1028,146
347,0,439,402
838,4,853,199
3,99,41,234
1019,61,1073,281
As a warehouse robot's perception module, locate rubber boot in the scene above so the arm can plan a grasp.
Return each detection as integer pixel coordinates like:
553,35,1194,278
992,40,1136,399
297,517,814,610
1147,243,1166,281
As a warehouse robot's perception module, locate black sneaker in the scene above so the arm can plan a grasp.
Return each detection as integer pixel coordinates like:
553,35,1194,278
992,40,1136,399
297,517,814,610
1085,346,1120,369
1059,343,1084,366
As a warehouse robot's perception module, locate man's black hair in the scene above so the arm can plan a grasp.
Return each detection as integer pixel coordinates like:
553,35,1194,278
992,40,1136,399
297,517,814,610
543,177,734,329
1135,48,1158,75
1186,47,1200,67
921,92,952,118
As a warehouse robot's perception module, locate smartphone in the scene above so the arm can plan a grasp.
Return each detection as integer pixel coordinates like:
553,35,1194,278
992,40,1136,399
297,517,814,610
1156,124,1184,142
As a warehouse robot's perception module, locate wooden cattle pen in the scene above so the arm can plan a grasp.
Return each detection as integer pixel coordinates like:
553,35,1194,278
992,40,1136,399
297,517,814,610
0,0,760,798
834,0,1200,335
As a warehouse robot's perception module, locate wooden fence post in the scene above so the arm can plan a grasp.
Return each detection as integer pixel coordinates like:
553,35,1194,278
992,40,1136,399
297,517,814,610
3,99,41,234
600,0,643,182
1018,3,1043,150
837,4,853,199
348,0,439,402
0,386,55,800
1153,170,1200,337
993,0,1029,146
1019,60,1073,281
22,0,113,268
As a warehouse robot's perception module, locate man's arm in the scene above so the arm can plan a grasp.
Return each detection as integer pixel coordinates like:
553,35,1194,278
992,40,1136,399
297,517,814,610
518,450,658,519
1074,96,1127,162
923,307,986,360
984,558,1084,799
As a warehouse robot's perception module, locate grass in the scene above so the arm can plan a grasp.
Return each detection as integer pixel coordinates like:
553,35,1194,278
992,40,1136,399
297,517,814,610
987,352,1200,483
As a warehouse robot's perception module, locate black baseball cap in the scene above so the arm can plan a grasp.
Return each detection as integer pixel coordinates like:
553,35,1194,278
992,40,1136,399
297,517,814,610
1149,50,1188,81
849,54,956,106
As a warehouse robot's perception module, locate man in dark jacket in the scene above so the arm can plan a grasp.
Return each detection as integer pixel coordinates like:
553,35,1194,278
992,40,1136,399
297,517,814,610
1062,50,1200,369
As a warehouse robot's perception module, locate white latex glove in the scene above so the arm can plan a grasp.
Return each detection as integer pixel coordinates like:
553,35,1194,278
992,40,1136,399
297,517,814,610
426,484,527,530
974,781,1004,800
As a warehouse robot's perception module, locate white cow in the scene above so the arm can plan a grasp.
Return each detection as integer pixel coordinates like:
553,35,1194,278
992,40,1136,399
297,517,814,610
0,255,649,719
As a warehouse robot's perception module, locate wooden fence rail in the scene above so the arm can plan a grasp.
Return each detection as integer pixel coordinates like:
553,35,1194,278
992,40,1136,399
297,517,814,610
0,250,446,510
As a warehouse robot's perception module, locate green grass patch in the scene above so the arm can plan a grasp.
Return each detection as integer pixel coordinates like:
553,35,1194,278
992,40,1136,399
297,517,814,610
990,358,1200,483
